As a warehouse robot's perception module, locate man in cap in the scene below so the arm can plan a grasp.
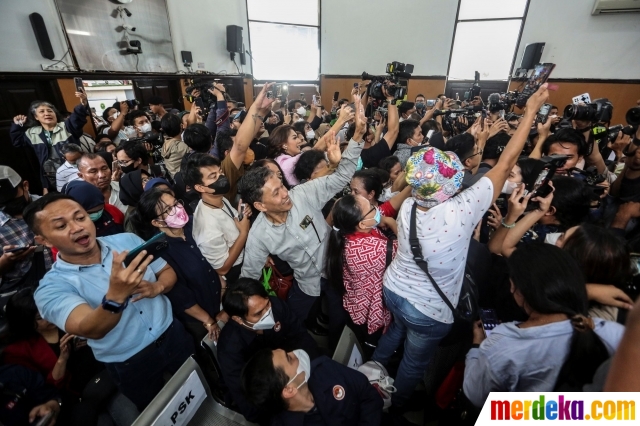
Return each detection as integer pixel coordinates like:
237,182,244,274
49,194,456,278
0,166,53,294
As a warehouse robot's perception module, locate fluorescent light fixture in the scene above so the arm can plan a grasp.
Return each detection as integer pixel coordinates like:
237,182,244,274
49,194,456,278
67,29,91,36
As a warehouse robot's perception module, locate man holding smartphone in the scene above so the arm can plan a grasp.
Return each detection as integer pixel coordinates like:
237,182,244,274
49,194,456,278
25,193,193,411
0,166,53,297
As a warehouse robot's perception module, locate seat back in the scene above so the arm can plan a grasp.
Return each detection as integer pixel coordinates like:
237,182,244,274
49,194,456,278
132,356,256,426
332,325,365,369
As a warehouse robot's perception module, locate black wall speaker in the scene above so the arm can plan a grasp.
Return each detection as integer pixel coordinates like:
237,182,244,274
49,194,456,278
226,25,243,54
520,42,545,70
29,12,55,60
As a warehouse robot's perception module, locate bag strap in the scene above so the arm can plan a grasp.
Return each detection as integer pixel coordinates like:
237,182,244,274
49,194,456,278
385,237,393,268
408,202,456,315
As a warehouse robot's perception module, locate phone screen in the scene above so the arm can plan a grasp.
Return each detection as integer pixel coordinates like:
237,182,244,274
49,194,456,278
426,99,435,107
333,91,339,102
123,233,168,267
516,63,556,107
532,169,549,193
479,308,499,337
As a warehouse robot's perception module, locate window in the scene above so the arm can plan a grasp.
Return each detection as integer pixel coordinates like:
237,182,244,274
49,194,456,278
448,0,528,81
247,0,320,81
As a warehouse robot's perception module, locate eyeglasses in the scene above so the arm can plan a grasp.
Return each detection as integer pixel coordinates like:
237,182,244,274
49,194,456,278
116,159,134,167
159,200,184,218
360,206,376,222
464,148,484,162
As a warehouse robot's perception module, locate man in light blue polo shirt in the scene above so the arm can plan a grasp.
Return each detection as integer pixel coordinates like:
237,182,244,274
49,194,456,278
24,193,194,410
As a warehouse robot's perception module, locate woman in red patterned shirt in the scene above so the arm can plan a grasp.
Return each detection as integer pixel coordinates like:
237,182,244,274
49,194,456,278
349,168,412,219
325,194,398,348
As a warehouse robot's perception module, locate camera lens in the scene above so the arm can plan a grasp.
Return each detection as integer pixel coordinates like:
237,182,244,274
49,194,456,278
563,104,596,121
626,107,640,126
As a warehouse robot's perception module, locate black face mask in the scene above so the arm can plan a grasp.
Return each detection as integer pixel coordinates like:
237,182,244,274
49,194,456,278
120,163,137,174
207,175,230,195
1,192,30,217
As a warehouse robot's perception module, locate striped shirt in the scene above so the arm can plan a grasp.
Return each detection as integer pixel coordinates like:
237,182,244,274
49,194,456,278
56,161,81,192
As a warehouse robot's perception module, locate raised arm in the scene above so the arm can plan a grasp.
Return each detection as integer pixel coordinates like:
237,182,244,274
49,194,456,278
529,118,552,159
106,101,129,139
501,189,553,258
231,83,275,169
64,91,90,138
313,104,354,152
484,84,549,201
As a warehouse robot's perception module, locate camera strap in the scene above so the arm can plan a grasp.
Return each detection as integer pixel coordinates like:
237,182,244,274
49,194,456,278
408,202,456,315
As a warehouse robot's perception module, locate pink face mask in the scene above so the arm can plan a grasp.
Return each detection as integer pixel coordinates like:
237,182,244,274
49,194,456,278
163,204,189,228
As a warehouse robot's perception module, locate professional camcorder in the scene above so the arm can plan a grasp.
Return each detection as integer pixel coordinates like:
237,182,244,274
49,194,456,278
362,61,414,104
464,71,481,102
487,92,519,113
563,98,613,123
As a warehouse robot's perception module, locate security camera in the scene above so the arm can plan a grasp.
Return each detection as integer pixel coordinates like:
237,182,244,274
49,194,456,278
122,24,136,32
124,8,132,17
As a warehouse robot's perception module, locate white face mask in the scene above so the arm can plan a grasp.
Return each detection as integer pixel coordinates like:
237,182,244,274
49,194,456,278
287,349,311,389
111,111,120,120
123,126,137,139
306,130,315,140
138,123,152,133
296,118,304,123
296,107,306,116
501,180,520,195
245,307,275,330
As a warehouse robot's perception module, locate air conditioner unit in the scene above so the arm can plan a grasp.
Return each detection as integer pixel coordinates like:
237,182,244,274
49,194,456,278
592,0,640,14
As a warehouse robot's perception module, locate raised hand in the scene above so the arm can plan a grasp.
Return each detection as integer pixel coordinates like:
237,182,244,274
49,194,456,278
107,250,154,304
326,131,341,167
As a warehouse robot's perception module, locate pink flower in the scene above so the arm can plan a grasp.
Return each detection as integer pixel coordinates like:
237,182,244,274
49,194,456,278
423,149,435,165
437,161,457,179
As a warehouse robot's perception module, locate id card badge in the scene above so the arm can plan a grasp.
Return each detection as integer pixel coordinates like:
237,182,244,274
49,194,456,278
572,93,591,104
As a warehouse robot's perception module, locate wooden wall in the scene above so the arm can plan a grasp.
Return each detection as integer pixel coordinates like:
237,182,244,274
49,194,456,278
508,79,640,125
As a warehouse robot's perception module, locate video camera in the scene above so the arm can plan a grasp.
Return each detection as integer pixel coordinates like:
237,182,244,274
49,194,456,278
185,79,224,110
362,61,414,104
487,92,519,113
563,98,613,123
464,71,481,102
569,166,608,202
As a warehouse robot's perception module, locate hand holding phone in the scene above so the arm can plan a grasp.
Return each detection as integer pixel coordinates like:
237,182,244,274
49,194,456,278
237,200,245,221
479,308,499,337
4,245,32,254
123,233,168,267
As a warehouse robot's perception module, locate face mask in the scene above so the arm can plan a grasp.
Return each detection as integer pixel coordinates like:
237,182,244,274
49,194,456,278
163,204,189,228
416,102,425,110
296,107,306,116
306,130,315,141
88,209,104,222
111,111,120,120
363,208,381,228
244,307,275,330
356,157,363,171
138,123,152,133
0,191,30,217
296,118,304,123
123,126,137,139
120,163,137,174
206,175,230,195
501,181,520,195
287,349,311,389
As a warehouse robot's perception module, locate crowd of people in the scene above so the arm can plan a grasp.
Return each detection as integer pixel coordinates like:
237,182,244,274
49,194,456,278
1,76,639,426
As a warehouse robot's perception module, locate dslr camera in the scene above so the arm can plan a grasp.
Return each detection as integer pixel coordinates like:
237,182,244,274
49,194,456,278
125,99,140,109
563,98,613,123
362,61,414,104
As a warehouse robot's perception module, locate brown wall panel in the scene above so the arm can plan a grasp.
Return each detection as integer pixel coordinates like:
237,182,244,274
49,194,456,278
407,79,447,101
57,79,95,137
243,77,254,109
508,80,640,125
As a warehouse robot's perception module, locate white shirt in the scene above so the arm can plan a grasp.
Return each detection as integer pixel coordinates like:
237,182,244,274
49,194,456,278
384,177,494,324
109,181,127,214
192,199,243,270
56,161,80,191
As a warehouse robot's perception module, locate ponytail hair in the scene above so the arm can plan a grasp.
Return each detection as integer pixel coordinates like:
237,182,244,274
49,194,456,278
125,187,173,240
325,195,364,295
507,243,609,390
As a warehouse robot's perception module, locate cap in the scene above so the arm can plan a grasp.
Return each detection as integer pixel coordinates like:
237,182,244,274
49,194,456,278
63,180,104,211
0,166,22,204
405,147,465,208
144,177,171,192
177,111,189,120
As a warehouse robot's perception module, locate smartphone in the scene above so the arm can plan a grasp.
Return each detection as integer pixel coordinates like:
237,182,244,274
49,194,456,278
516,63,556,108
312,95,317,105
74,77,84,93
479,308,499,337
481,110,487,129
123,233,168,267
266,91,273,99
237,202,245,221
537,103,552,124
426,99,436,107
333,91,339,102
353,82,359,90
194,97,205,115
5,245,31,253
299,93,305,101
631,253,640,276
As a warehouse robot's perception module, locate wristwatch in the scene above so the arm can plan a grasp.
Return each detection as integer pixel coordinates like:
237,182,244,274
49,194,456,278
101,295,129,313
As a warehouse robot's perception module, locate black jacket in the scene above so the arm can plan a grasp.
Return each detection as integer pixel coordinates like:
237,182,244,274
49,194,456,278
272,356,383,426
217,297,318,423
